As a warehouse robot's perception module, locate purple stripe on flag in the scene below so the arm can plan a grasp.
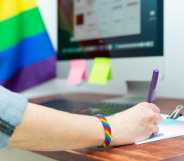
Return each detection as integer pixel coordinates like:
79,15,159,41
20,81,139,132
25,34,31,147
2,56,56,92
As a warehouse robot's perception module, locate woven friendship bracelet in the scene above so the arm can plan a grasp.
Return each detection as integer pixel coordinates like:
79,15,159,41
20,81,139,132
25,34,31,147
96,114,112,147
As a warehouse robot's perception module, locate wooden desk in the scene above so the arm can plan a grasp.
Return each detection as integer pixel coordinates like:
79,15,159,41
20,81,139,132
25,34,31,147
30,93,184,161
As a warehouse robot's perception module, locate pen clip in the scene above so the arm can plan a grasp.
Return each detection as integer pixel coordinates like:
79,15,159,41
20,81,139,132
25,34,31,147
167,105,184,120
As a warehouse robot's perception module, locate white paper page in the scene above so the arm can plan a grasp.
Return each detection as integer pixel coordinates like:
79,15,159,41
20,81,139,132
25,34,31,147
136,114,184,144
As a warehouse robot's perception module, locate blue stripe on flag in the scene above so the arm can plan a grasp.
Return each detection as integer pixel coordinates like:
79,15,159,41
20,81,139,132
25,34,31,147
0,32,55,81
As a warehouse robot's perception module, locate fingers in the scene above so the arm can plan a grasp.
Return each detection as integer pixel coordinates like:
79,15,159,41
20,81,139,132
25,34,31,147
150,113,163,126
154,113,163,124
139,102,162,124
147,114,160,130
152,125,159,134
149,103,160,113
148,113,161,137
145,124,159,137
148,103,163,124
139,102,160,113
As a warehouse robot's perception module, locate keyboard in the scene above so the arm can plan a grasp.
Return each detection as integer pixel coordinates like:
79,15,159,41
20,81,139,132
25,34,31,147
40,99,135,116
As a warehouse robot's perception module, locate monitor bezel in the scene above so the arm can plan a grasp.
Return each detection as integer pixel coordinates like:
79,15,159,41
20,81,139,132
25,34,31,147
57,0,164,60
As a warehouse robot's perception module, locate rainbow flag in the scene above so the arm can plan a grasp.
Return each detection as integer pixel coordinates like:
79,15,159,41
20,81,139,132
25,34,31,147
0,0,56,92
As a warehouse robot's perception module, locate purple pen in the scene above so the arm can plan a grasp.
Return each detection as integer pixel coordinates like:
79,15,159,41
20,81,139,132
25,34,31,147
147,69,159,103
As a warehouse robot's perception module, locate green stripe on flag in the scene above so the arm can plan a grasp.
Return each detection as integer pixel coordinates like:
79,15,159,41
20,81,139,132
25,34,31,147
0,7,46,52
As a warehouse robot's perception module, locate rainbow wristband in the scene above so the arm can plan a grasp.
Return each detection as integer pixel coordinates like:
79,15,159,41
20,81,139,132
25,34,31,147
97,114,112,147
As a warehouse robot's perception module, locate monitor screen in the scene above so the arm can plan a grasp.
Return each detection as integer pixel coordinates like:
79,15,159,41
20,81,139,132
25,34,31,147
58,0,163,60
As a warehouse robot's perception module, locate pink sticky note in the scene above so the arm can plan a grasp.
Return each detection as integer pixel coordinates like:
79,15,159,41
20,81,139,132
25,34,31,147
67,60,87,85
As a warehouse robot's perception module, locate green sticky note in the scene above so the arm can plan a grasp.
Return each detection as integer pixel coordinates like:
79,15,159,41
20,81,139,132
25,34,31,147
88,58,112,85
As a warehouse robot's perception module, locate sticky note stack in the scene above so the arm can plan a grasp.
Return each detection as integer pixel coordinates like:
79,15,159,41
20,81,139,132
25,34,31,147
88,58,112,85
67,60,87,85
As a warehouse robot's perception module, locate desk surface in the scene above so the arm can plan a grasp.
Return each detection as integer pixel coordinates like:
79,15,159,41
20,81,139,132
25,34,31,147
30,93,184,161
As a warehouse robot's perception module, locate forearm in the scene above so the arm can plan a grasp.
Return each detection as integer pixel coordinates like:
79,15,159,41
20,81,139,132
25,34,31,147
0,86,162,151
10,103,104,151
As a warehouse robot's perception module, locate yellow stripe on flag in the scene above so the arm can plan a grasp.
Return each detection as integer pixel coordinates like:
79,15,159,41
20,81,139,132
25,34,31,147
0,0,37,21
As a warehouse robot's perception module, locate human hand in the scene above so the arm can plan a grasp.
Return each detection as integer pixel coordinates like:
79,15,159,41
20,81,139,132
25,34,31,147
107,102,163,146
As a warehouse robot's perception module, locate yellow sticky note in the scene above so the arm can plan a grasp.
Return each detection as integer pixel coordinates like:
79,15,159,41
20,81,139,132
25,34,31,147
88,58,112,85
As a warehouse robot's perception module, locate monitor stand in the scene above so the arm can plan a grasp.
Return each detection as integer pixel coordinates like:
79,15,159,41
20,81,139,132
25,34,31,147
104,81,149,105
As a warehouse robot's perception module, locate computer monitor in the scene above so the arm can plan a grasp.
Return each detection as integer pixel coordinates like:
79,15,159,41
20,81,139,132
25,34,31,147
57,0,164,102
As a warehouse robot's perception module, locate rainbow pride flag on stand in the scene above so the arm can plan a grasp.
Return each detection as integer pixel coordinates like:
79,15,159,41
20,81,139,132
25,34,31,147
0,0,56,92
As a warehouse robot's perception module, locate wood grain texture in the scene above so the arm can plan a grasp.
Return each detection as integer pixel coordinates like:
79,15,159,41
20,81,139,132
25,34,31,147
30,94,184,161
